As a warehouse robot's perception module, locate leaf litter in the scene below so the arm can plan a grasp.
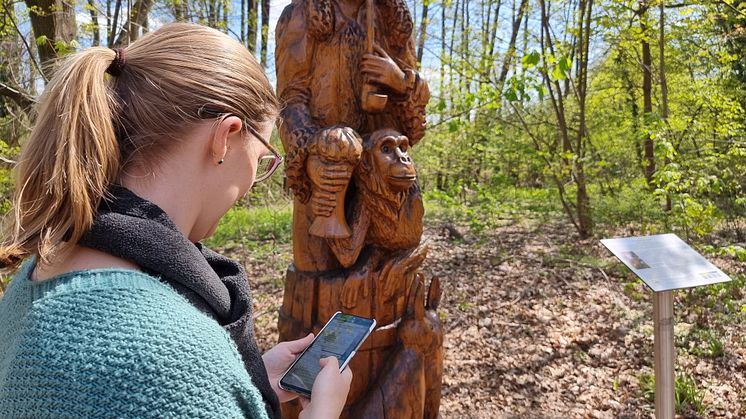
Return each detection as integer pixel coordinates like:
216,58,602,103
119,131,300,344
241,220,746,418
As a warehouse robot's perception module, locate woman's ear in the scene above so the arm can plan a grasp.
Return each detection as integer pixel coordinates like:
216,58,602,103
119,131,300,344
210,115,243,164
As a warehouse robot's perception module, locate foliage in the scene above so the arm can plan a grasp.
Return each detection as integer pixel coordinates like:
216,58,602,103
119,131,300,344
0,139,18,215
0,0,743,246
205,200,292,251
639,371,705,415
674,372,706,414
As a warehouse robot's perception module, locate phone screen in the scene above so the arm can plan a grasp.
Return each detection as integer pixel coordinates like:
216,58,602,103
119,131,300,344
280,312,375,397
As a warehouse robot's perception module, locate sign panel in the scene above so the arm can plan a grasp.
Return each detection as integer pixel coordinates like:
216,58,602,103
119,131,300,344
601,234,731,292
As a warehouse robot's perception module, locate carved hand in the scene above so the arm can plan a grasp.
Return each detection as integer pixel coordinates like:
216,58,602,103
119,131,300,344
362,44,407,95
307,126,359,190
307,162,353,218
380,245,428,301
341,267,370,309
306,126,358,218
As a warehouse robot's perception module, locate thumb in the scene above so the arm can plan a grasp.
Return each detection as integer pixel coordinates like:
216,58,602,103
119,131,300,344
319,356,340,370
373,43,388,57
286,333,315,354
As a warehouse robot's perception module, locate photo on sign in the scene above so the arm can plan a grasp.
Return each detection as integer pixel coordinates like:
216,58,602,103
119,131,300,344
620,251,650,270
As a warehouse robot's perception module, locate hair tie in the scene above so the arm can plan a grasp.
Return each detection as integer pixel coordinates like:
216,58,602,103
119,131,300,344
106,48,126,77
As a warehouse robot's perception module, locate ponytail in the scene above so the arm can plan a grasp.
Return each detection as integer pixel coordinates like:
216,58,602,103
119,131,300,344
0,47,120,270
0,23,279,272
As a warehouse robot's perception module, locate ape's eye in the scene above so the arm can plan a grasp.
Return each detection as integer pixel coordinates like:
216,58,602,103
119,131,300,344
400,144,408,152
382,145,390,153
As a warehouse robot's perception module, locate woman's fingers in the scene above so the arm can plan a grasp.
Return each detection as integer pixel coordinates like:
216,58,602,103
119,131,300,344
282,333,314,354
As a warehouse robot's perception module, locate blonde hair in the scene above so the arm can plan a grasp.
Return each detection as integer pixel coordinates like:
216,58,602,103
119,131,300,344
0,23,278,271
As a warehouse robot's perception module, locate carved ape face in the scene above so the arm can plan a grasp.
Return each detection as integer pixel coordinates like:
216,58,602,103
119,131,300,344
367,129,417,193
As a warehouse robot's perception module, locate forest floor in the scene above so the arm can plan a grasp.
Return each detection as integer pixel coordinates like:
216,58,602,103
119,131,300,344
241,217,746,418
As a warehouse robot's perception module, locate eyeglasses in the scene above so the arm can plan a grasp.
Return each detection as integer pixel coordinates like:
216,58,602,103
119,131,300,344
245,123,284,184
198,106,284,185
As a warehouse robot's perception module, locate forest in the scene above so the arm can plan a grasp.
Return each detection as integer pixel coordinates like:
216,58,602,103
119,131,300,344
1,0,745,416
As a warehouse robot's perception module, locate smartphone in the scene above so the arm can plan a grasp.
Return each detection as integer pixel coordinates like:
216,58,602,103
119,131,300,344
279,312,376,398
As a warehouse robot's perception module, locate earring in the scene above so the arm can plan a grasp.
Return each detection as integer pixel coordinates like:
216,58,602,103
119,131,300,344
218,159,224,165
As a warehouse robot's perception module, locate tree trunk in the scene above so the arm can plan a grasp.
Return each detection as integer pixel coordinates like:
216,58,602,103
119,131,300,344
24,0,77,74
223,0,229,32
619,53,642,167
88,0,101,46
247,0,257,52
416,0,429,67
113,0,154,46
240,0,246,42
447,0,458,107
496,0,528,92
575,0,594,238
260,0,270,66
173,0,183,21
659,0,671,210
208,0,216,27
109,0,122,46
640,0,655,185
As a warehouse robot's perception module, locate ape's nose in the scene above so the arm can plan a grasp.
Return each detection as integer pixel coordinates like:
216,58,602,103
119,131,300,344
396,148,412,164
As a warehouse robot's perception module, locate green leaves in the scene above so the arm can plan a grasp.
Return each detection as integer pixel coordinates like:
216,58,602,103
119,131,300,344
34,36,79,56
522,51,541,68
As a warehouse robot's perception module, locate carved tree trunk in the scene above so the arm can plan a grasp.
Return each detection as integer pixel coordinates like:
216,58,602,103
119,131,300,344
275,1,442,416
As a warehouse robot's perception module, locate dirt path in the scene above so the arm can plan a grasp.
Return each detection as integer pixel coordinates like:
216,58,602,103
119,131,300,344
244,220,746,418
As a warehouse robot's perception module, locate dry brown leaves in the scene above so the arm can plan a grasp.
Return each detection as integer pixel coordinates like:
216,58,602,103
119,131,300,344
242,220,746,418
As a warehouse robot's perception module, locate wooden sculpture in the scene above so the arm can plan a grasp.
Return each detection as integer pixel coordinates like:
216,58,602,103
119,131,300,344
275,0,442,417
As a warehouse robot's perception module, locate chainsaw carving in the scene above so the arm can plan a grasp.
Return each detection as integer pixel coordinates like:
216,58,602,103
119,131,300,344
275,0,442,417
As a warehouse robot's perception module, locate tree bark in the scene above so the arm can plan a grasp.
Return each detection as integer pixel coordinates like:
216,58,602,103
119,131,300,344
113,0,154,46
87,0,101,46
497,0,528,93
24,0,77,73
108,0,122,46
659,0,671,210
0,81,35,111
260,0,269,66
240,0,246,42
575,0,594,238
247,0,257,52
416,0,429,67
640,0,655,185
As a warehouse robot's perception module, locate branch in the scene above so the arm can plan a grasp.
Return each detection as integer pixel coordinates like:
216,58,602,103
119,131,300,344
0,81,36,110
8,10,47,83
0,155,16,167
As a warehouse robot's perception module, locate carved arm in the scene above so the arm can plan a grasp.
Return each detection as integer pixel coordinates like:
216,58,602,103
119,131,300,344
327,197,370,268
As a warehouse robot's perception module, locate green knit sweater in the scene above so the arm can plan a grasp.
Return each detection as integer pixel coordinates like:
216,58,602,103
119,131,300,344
0,260,270,418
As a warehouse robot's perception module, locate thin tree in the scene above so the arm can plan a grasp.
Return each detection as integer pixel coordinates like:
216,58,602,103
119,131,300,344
260,0,269,66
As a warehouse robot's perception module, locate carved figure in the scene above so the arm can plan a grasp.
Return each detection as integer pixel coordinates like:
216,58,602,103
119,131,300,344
328,129,423,268
276,0,430,272
274,0,442,417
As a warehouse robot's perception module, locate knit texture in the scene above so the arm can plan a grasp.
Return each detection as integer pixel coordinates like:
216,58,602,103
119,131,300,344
78,185,280,418
0,260,270,419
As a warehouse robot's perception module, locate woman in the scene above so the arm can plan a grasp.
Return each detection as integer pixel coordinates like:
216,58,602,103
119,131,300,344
0,23,351,418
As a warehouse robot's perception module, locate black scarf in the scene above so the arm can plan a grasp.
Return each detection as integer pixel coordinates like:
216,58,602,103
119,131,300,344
79,186,280,419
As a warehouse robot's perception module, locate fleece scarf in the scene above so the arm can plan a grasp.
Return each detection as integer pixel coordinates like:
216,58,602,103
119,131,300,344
79,185,281,419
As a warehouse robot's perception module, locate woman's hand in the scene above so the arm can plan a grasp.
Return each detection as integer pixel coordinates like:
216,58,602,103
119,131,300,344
299,357,353,419
262,333,315,403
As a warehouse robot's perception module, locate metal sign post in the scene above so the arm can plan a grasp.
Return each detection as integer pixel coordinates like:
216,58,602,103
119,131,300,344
601,234,731,419
653,291,674,418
